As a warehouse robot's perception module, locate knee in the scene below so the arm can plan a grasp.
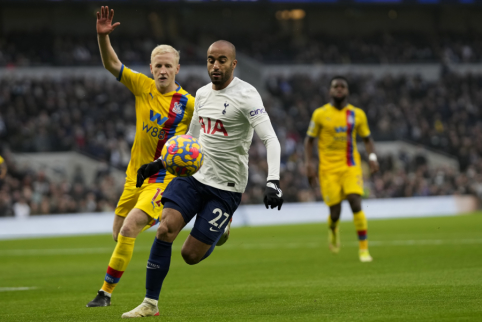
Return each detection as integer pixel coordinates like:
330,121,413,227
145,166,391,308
347,195,362,213
156,221,177,242
181,249,201,265
119,223,136,237
330,205,341,221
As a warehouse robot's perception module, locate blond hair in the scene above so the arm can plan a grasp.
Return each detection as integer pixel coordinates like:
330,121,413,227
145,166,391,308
151,45,180,63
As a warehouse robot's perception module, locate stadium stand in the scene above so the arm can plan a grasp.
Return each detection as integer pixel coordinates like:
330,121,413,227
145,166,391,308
1,32,482,66
1,71,481,215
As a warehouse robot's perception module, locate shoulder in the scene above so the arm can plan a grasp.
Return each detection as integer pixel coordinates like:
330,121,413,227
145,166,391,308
312,104,329,118
195,83,212,98
234,78,261,98
350,105,367,117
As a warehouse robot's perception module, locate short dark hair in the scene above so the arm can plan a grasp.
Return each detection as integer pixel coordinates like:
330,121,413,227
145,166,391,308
330,76,349,88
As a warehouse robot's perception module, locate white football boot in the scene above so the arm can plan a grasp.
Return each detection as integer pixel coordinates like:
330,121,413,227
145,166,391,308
121,298,159,318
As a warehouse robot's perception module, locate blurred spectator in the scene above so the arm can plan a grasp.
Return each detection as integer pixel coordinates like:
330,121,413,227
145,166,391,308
13,197,30,219
2,31,482,66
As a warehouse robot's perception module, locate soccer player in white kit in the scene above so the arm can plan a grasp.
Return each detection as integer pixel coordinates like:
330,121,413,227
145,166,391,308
122,40,284,318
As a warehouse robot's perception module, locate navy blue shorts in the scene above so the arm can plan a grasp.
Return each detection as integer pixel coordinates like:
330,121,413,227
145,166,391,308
161,176,242,245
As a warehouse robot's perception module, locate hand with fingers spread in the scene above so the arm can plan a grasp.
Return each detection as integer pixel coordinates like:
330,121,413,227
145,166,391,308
96,6,121,36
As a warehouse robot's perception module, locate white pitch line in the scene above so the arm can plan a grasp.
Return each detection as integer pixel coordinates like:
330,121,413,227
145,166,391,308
1,239,482,257
0,287,37,292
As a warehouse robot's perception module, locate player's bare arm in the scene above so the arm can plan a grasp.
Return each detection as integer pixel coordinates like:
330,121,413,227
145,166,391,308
362,136,379,174
304,136,318,188
96,6,122,77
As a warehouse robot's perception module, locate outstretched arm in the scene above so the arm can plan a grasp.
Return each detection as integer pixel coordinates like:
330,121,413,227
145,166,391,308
97,6,122,77
304,136,317,188
362,136,379,174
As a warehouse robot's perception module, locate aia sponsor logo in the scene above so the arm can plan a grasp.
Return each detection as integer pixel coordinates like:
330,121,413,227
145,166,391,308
199,117,228,136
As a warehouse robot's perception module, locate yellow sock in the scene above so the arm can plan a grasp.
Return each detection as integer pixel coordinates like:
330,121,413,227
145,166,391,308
353,210,368,250
101,234,136,294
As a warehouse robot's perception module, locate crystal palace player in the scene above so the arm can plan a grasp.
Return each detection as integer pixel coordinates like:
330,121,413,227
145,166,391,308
86,7,195,307
121,40,283,318
304,76,379,262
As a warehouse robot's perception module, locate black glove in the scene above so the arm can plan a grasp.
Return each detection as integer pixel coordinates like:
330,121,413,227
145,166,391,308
136,158,165,188
263,180,284,210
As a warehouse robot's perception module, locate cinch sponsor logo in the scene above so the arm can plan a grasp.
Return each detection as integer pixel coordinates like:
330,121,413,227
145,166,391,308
335,126,347,133
249,108,266,117
150,110,168,126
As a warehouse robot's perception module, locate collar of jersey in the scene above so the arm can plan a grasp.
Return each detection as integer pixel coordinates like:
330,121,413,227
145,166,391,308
212,77,238,93
329,103,350,111
153,81,182,96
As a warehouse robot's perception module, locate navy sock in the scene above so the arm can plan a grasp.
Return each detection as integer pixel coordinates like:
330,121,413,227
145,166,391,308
145,238,172,300
201,233,222,261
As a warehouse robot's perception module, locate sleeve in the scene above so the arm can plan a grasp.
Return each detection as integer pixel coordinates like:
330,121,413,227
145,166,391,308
356,109,371,138
241,88,270,128
117,65,152,96
306,109,322,138
0,155,4,165
187,97,201,139
253,120,281,181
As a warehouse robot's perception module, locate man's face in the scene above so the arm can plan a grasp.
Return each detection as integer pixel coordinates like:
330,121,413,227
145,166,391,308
330,79,349,102
207,45,237,86
150,52,180,91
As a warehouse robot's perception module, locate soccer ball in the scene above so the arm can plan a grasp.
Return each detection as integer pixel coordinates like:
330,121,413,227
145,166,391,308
161,135,204,177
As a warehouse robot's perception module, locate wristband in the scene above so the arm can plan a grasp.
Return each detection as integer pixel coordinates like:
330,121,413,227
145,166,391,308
368,153,377,162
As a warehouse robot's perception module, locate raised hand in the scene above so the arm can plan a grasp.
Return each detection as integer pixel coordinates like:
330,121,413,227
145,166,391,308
96,6,120,36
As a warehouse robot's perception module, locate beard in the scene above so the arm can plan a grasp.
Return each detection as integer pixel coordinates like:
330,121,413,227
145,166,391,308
332,95,347,104
210,68,233,85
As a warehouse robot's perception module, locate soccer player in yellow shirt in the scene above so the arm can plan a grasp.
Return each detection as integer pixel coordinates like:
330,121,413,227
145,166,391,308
86,6,195,307
304,76,379,262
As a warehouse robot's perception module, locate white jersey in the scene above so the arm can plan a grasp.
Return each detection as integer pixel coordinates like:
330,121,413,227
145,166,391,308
187,77,276,193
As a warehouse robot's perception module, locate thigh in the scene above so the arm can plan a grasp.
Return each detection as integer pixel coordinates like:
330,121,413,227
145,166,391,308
134,182,170,221
161,176,203,224
342,167,364,196
320,172,343,207
190,186,242,245
115,184,139,218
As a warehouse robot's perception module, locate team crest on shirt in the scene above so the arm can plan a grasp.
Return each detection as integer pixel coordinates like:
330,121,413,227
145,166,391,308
173,102,183,115
347,115,354,124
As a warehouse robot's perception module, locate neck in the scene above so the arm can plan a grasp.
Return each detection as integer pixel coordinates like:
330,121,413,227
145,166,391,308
331,99,347,110
156,82,177,95
212,75,234,91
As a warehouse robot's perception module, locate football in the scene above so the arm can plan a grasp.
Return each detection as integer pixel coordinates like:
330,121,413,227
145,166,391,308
161,135,204,177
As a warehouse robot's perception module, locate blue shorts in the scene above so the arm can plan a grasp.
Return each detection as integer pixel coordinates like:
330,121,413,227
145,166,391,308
161,176,242,245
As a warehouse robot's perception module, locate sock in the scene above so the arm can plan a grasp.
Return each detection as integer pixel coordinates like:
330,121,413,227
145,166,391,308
328,215,339,232
101,234,136,294
353,210,368,250
145,238,172,301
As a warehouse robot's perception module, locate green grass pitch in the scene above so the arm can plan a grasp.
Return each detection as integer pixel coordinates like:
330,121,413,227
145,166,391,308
1,213,481,322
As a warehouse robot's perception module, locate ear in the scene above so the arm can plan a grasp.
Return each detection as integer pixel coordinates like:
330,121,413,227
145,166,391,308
150,63,153,76
176,64,180,75
232,59,238,70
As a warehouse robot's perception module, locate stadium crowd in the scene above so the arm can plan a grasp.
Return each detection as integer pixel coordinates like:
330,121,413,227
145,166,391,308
1,32,482,66
0,150,122,217
1,70,482,215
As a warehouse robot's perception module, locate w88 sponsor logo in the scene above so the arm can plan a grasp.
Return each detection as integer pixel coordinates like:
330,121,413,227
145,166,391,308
142,122,166,140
